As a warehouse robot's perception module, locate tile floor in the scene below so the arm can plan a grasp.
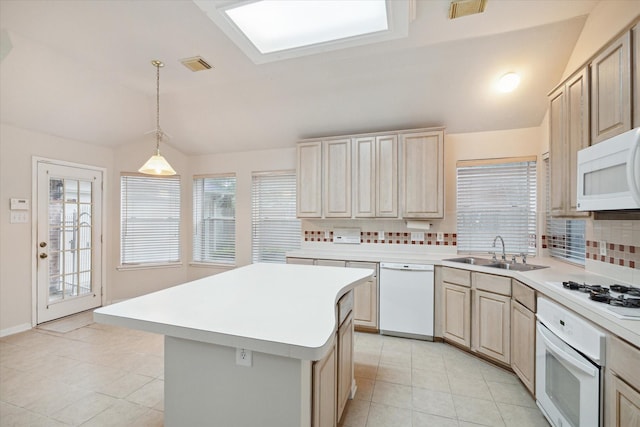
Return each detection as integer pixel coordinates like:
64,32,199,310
0,312,550,426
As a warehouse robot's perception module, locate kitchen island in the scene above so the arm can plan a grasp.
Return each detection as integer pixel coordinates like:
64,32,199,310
93,263,372,427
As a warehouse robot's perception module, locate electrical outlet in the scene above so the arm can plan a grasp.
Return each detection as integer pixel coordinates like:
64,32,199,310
599,241,607,257
410,232,424,242
436,232,444,242
324,230,330,239
379,231,385,241
236,348,252,367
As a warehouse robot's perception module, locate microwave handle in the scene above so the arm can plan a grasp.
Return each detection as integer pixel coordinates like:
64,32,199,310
628,131,640,205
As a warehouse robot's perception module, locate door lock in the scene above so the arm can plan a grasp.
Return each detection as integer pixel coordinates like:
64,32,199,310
39,253,48,259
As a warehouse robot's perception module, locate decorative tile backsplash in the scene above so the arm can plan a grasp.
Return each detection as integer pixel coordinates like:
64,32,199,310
304,230,457,246
585,240,638,269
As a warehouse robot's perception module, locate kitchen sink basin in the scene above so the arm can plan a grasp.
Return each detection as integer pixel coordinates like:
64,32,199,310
445,257,548,272
444,257,496,265
484,262,548,272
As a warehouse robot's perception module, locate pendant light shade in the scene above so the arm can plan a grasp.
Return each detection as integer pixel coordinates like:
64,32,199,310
139,60,176,176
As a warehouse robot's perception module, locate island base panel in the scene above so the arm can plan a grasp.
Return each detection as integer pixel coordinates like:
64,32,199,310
164,336,312,427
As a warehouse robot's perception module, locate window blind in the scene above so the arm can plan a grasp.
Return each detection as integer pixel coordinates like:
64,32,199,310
544,158,586,264
456,158,537,256
252,171,301,263
120,174,181,265
193,175,236,264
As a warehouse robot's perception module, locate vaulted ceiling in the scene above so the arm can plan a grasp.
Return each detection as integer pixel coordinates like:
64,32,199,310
0,0,599,155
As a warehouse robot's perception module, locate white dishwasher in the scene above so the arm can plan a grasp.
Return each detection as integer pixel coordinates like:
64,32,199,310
379,262,434,340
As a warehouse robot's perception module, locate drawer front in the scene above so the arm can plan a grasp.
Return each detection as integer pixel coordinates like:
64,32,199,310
316,259,347,267
512,280,536,312
473,272,511,296
442,267,471,287
286,257,315,265
608,335,640,391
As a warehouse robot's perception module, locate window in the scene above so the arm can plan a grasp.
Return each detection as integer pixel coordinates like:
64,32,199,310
544,158,586,264
252,171,301,263
120,174,181,266
193,175,236,264
456,158,537,256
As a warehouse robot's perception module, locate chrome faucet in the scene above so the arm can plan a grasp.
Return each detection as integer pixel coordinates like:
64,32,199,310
492,235,506,261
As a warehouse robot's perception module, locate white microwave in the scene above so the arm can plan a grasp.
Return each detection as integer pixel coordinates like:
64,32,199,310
577,127,640,211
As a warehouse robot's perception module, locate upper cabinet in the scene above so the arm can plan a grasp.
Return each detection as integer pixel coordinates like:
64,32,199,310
400,129,445,219
297,127,443,219
549,67,590,218
591,31,632,144
297,141,323,218
324,139,352,218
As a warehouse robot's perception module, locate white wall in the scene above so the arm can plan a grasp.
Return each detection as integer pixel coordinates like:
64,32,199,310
0,123,114,335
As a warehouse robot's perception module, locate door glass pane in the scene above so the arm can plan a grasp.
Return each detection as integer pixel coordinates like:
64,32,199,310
48,176,93,304
546,352,580,427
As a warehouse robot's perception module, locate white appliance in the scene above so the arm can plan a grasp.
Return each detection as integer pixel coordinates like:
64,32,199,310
536,297,606,427
576,127,640,211
379,263,434,340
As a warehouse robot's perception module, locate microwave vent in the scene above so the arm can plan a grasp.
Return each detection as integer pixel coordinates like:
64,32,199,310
449,0,487,19
180,56,213,72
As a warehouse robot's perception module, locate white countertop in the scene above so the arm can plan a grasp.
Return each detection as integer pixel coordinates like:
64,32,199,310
288,248,640,348
93,263,372,361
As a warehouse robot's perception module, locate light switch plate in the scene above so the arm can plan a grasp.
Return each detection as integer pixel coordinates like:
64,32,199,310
378,231,385,241
410,232,424,242
599,241,607,256
436,232,444,242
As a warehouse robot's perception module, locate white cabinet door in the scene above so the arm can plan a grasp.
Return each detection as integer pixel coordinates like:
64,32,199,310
324,139,352,218
375,135,398,217
297,141,323,217
353,136,376,218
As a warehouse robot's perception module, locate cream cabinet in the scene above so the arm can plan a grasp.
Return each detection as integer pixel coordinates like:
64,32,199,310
510,280,536,395
606,335,640,427
347,261,378,330
400,129,444,219
440,267,471,349
313,341,337,427
471,272,511,365
337,311,354,423
591,31,632,144
297,141,323,218
324,139,352,218
353,135,398,218
549,67,590,218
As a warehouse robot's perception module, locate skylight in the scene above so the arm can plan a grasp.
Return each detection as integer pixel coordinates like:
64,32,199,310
225,0,389,54
193,0,412,64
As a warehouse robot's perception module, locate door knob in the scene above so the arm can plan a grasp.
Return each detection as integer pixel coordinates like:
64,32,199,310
39,242,47,248
39,253,48,259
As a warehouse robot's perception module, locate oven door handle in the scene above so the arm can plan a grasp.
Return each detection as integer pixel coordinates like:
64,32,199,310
537,323,598,377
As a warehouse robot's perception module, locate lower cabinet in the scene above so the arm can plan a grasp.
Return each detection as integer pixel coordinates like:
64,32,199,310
606,335,640,427
347,261,378,330
337,311,354,423
441,267,472,348
510,300,535,394
313,342,337,427
472,289,511,365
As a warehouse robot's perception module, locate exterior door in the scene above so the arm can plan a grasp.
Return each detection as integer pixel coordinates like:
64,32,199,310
37,162,102,323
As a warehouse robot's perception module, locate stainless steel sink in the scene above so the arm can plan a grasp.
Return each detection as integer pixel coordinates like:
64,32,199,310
484,262,548,272
444,257,495,266
445,257,548,272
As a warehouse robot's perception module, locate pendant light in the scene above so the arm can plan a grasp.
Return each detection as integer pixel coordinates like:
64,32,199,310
138,60,176,176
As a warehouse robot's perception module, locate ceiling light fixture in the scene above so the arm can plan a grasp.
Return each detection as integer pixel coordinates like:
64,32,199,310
138,60,176,176
497,72,520,93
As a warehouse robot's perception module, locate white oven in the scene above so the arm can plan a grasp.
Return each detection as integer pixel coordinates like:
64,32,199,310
536,297,606,427
576,127,640,211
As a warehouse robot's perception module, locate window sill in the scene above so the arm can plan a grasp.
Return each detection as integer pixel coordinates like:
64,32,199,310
117,262,183,271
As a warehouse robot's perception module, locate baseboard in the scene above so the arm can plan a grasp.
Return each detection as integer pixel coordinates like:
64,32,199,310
0,322,32,338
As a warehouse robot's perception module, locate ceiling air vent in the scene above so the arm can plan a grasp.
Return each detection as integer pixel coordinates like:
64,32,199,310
449,0,487,19
180,56,213,72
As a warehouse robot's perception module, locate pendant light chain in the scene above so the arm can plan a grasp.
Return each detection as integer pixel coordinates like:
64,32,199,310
155,60,162,153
